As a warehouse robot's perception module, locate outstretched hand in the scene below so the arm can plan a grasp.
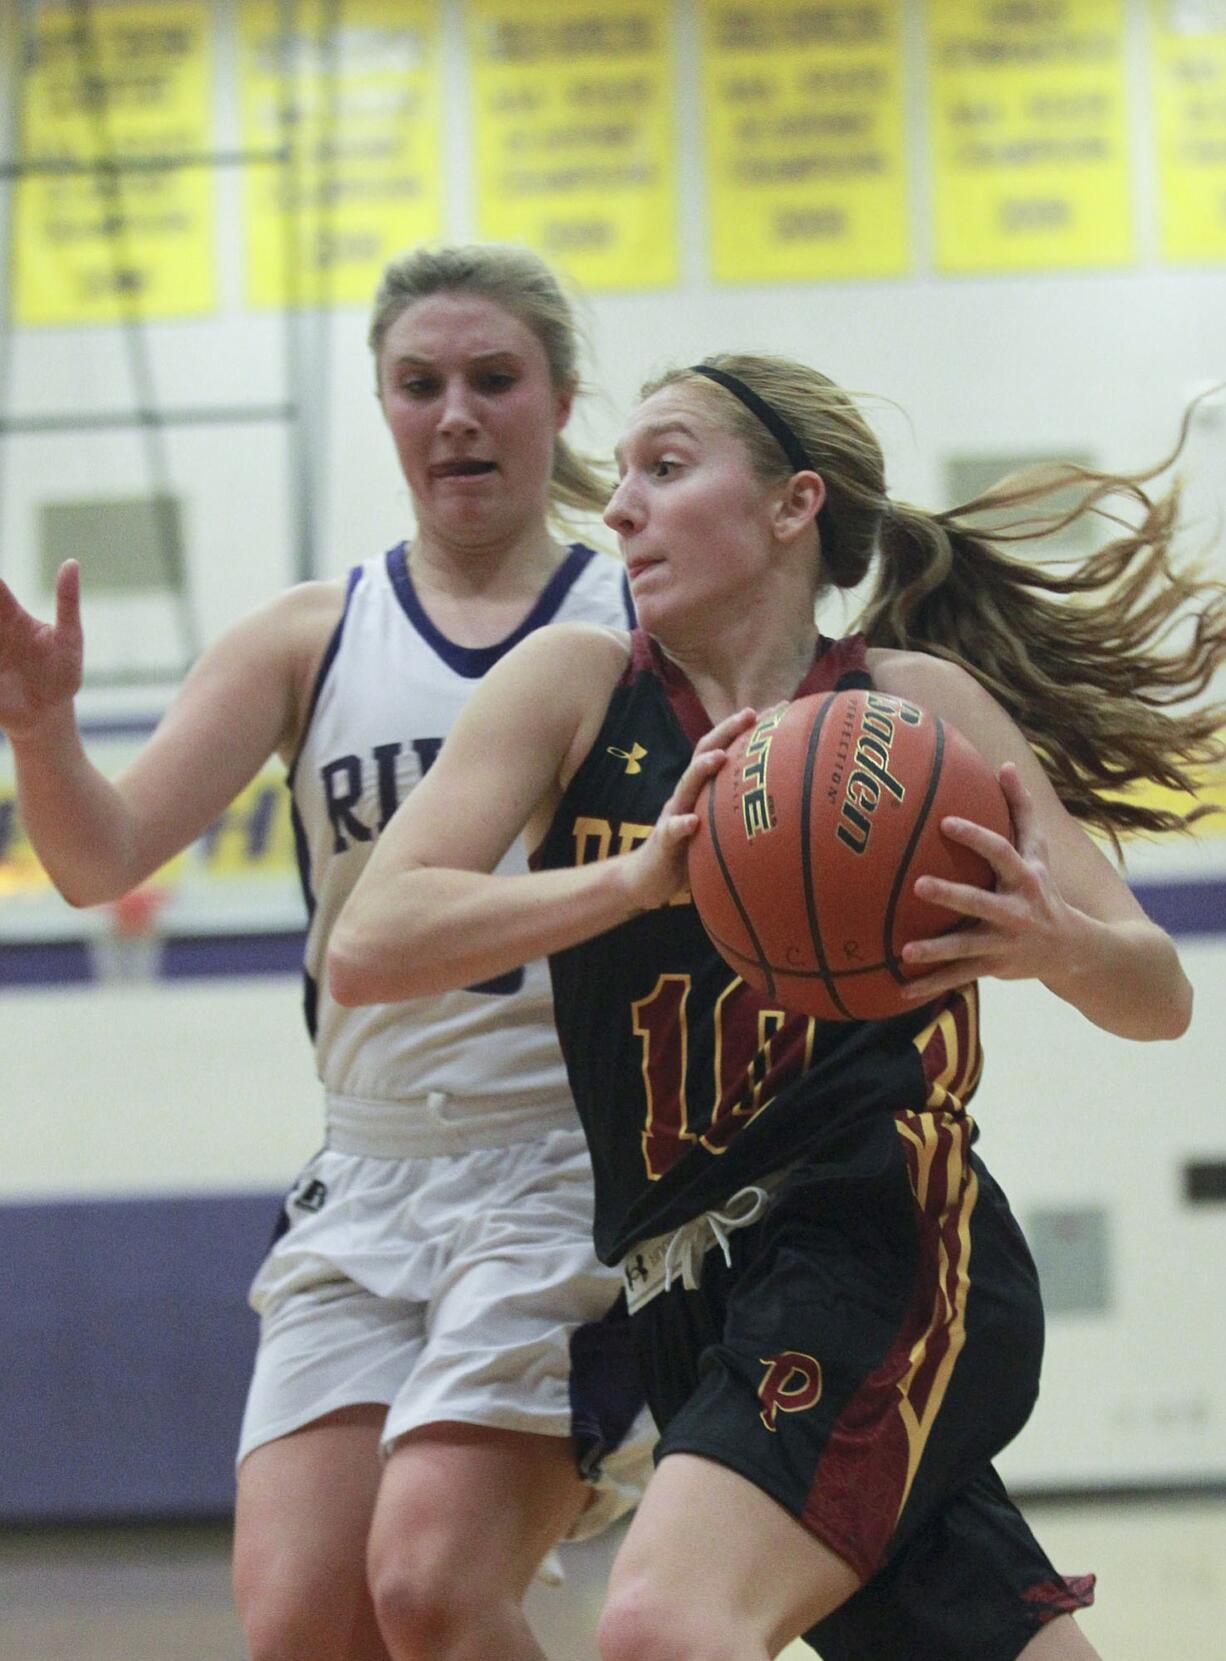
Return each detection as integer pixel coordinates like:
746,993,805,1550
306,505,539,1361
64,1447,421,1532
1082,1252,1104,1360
621,707,758,913
899,762,1081,1001
0,561,84,741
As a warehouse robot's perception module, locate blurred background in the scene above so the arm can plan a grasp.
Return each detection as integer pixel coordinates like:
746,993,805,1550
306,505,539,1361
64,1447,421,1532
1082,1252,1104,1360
1,1,1224,1656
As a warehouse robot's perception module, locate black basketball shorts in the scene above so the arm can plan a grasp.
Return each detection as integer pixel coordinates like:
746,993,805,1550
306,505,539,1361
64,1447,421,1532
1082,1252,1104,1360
629,1111,1095,1661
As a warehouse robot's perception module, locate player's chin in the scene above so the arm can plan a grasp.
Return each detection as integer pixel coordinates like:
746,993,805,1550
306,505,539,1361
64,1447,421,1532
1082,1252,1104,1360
627,585,687,636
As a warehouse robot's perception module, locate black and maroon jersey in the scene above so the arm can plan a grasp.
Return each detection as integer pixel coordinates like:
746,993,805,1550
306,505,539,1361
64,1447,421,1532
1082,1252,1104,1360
534,631,985,1264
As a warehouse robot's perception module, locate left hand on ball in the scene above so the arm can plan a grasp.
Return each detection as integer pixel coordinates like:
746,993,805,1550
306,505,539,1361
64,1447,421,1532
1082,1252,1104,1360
897,763,1083,1002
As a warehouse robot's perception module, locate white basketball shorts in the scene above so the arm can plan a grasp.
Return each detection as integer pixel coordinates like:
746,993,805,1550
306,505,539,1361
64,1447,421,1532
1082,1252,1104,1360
237,1121,654,1540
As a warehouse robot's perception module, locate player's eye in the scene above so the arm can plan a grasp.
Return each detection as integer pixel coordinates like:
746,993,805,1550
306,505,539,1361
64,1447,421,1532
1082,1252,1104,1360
653,456,681,478
476,370,517,393
400,376,438,397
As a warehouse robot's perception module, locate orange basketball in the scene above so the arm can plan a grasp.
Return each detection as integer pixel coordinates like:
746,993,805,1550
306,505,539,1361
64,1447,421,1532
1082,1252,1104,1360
687,689,1011,1021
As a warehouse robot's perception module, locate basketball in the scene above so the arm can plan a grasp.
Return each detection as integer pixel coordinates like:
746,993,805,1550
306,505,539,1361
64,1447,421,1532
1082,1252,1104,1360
687,688,1011,1021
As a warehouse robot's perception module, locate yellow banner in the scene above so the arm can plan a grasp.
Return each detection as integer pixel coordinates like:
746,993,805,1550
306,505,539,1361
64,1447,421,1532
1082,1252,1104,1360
468,0,677,290
240,0,444,309
0,769,298,902
1150,0,1226,262
700,0,909,282
926,0,1133,273
12,0,217,325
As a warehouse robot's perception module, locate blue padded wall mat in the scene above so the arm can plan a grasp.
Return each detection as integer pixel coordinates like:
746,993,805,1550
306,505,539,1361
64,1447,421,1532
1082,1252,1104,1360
1,1191,281,1521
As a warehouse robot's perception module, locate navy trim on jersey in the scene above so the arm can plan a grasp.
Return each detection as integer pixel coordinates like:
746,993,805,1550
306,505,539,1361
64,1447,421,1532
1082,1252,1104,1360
289,787,319,1035
384,541,598,678
621,568,636,627
285,567,361,1037
285,564,365,790
289,792,316,925
302,966,319,1043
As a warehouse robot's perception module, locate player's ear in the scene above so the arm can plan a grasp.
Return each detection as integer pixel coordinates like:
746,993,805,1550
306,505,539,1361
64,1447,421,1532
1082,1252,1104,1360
772,470,826,544
555,376,577,433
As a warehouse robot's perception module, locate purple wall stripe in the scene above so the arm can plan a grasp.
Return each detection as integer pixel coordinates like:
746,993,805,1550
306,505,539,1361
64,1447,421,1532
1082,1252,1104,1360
0,1191,277,1522
1,880,1223,992
1131,878,1226,938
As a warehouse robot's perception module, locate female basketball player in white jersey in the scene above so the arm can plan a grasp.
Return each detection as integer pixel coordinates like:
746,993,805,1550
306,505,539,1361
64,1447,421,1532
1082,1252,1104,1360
0,244,651,1661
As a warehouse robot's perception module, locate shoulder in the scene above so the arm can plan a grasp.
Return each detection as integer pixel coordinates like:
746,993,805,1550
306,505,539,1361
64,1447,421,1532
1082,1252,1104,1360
510,618,631,677
465,622,631,782
236,576,349,647
866,646,1025,766
216,580,350,759
497,622,632,722
189,578,347,680
271,575,352,630
867,648,993,719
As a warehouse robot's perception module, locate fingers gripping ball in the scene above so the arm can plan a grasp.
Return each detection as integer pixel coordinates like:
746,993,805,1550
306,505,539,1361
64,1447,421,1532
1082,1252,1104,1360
686,689,1011,1020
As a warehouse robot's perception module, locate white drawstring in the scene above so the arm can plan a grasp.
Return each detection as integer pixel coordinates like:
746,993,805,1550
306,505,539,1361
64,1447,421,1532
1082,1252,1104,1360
661,1184,772,1293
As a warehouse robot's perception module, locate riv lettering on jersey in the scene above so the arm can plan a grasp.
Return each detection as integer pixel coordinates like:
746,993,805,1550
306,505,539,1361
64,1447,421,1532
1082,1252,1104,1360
319,736,522,996
321,738,441,854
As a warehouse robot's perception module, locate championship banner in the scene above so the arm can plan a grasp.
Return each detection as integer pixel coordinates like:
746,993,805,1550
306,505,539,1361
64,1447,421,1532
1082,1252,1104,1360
926,0,1133,273
1149,0,1226,262
699,0,910,283
240,0,444,309
468,0,677,290
11,0,217,325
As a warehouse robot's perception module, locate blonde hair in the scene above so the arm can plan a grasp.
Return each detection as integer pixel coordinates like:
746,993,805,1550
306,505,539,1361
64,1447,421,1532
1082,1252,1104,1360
646,356,1226,844
370,242,611,519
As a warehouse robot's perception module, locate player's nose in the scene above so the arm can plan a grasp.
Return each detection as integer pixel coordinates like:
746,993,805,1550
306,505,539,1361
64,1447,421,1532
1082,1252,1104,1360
437,378,480,435
604,477,643,536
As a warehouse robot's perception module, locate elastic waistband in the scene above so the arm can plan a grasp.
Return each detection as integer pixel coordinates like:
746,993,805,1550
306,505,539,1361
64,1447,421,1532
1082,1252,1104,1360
622,1166,795,1315
325,1086,580,1159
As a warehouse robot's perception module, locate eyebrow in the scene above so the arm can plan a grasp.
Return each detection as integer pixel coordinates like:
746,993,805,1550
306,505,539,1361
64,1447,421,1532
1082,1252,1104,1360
389,349,523,369
614,418,699,467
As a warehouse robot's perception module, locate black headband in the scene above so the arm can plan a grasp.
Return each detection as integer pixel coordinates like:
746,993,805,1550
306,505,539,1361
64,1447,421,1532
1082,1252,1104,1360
689,364,813,474
689,363,837,559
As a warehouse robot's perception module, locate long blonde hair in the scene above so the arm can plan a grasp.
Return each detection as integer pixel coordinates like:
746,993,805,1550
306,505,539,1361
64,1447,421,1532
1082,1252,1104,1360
370,242,612,520
647,356,1226,844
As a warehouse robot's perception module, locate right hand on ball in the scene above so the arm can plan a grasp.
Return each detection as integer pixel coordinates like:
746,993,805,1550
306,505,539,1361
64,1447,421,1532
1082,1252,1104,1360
0,561,84,741
621,707,757,913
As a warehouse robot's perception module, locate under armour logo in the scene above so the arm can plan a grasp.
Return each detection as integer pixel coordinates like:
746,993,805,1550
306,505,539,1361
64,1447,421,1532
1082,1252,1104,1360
607,742,648,775
758,1350,822,1432
625,1252,649,1285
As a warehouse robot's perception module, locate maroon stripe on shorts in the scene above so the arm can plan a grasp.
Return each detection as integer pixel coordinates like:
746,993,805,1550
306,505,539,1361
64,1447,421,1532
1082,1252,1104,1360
799,1110,978,1579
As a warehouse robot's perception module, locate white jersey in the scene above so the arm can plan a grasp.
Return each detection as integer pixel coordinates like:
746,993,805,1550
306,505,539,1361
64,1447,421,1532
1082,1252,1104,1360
290,541,632,1141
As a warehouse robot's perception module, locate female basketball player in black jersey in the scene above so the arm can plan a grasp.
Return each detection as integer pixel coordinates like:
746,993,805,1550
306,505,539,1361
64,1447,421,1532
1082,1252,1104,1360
330,355,1224,1661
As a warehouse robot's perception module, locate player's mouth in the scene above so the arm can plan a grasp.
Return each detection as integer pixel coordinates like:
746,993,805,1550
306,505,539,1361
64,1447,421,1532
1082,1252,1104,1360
429,458,499,480
625,555,662,581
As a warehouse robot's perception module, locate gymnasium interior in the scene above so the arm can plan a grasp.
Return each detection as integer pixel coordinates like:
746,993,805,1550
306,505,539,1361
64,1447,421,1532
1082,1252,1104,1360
1,2,1224,1656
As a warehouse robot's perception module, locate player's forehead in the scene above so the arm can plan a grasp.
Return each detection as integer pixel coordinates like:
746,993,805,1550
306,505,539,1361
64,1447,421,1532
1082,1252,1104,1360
380,292,543,371
614,386,722,464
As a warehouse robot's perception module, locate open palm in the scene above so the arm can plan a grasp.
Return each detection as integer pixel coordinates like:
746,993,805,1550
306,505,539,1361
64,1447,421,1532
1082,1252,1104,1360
0,561,84,739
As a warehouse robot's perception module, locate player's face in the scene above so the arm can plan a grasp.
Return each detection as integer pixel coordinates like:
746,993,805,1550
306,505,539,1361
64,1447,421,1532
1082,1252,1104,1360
606,388,779,631
377,293,572,550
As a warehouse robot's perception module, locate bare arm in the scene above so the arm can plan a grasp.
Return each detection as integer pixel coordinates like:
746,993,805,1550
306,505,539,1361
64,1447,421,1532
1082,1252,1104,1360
1,561,342,906
327,625,754,1005
869,649,1192,1041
